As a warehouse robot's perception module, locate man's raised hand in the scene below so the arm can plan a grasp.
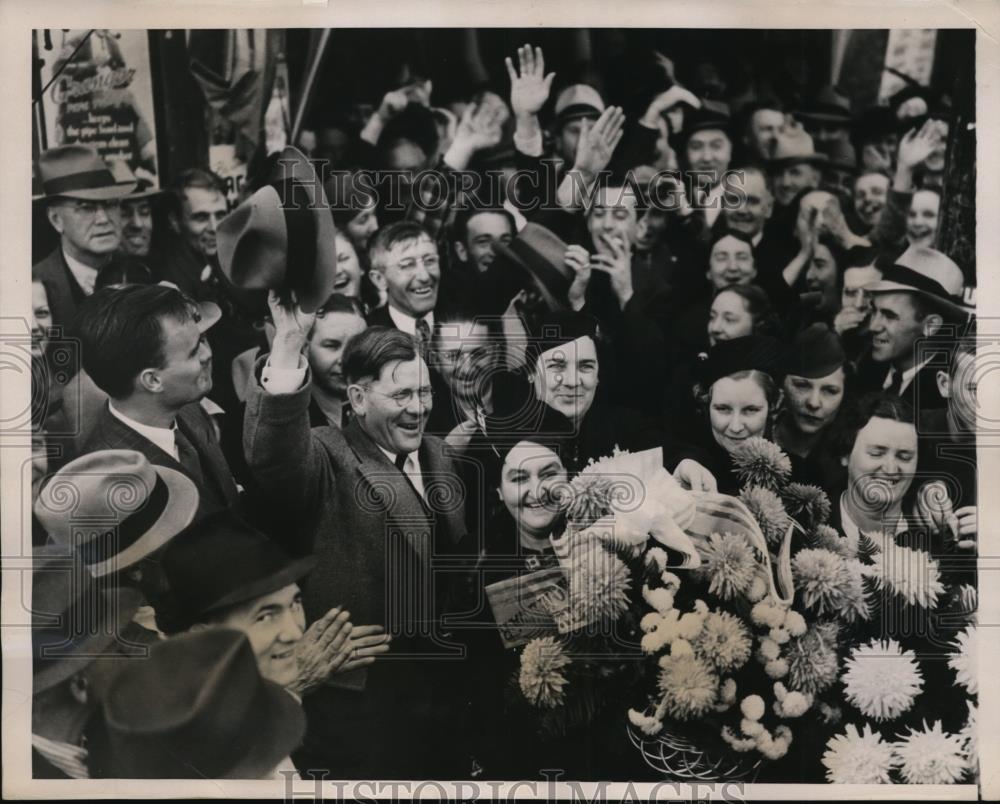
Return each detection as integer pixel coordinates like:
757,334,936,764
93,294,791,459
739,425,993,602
573,106,626,177
506,45,555,121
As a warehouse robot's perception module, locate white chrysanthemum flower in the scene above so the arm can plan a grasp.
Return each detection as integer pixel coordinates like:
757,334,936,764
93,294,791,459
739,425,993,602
843,638,923,721
698,531,758,601
566,540,632,623
731,437,792,490
863,540,944,609
740,486,792,546
786,621,840,695
692,610,752,672
518,636,570,708
822,723,896,784
658,653,719,720
894,720,969,784
627,707,663,736
948,626,977,695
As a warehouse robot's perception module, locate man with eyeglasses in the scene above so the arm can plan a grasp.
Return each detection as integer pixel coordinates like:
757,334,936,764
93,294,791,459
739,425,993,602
33,145,152,329
244,298,469,779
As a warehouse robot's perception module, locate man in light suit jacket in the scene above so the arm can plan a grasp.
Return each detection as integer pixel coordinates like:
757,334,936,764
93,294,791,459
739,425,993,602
73,284,239,517
244,295,469,779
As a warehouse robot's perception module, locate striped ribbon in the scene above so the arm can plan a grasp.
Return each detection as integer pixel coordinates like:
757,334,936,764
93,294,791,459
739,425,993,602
684,492,798,607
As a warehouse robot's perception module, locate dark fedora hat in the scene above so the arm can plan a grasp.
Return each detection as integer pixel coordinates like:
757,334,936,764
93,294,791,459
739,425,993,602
109,158,163,202
795,85,852,124
38,144,136,201
160,509,315,633
103,628,306,779
32,545,144,695
672,99,732,149
217,146,339,314
493,223,573,312
35,450,199,579
768,125,829,170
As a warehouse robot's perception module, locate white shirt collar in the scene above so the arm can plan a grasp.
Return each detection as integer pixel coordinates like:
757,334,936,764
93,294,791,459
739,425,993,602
62,248,100,296
884,355,935,395
752,230,764,247
376,444,424,499
108,402,177,460
387,306,433,337
839,492,906,544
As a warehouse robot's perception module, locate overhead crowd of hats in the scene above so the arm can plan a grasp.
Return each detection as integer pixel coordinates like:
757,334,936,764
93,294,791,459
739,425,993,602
28,35,978,784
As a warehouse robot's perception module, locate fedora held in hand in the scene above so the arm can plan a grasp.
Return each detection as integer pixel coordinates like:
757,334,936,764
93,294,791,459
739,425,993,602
102,628,306,779
217,146,339,313
493,222,574,311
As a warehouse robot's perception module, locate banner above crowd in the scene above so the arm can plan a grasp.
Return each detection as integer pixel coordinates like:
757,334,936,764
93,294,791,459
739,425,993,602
36,29,159,189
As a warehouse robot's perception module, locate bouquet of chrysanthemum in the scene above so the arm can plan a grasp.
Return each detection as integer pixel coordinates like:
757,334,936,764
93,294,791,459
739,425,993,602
511,448,700,736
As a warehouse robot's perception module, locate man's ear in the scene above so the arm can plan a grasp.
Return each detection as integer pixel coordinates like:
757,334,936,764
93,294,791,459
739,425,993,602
454,241,468,263
936,368,951,400
46,205,64,235
137,368,162,394
922,313,944,338
368,269,386,292
347,384,367,416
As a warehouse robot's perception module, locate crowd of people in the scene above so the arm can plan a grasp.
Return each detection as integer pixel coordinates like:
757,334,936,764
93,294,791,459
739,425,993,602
28,34,977,782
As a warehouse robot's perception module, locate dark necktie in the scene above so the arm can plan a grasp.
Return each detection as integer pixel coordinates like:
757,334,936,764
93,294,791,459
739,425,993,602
885,368,904,397
414,317,431,356
394,452,407,471
174,426,206,488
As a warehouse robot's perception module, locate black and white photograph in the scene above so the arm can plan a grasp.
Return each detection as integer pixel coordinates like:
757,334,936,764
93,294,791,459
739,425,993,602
2,2,998,800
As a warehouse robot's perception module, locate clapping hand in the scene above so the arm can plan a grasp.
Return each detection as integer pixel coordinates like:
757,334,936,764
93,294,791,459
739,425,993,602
287,607,352,696
591,233,634,308
564,245,592,311
573,106,626,177
337,624,392,674
506,45,555,121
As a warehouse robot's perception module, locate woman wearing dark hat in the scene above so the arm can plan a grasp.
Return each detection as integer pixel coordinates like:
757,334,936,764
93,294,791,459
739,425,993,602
686,334,786,494
773,323,851,489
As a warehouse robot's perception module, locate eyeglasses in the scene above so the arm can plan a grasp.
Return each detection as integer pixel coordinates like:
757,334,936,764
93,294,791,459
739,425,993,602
360,384,434,408
391,254,440,272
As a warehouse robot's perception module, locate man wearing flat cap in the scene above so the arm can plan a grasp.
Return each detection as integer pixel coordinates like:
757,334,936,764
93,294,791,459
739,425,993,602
32,145,152,330
856,244,971,418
